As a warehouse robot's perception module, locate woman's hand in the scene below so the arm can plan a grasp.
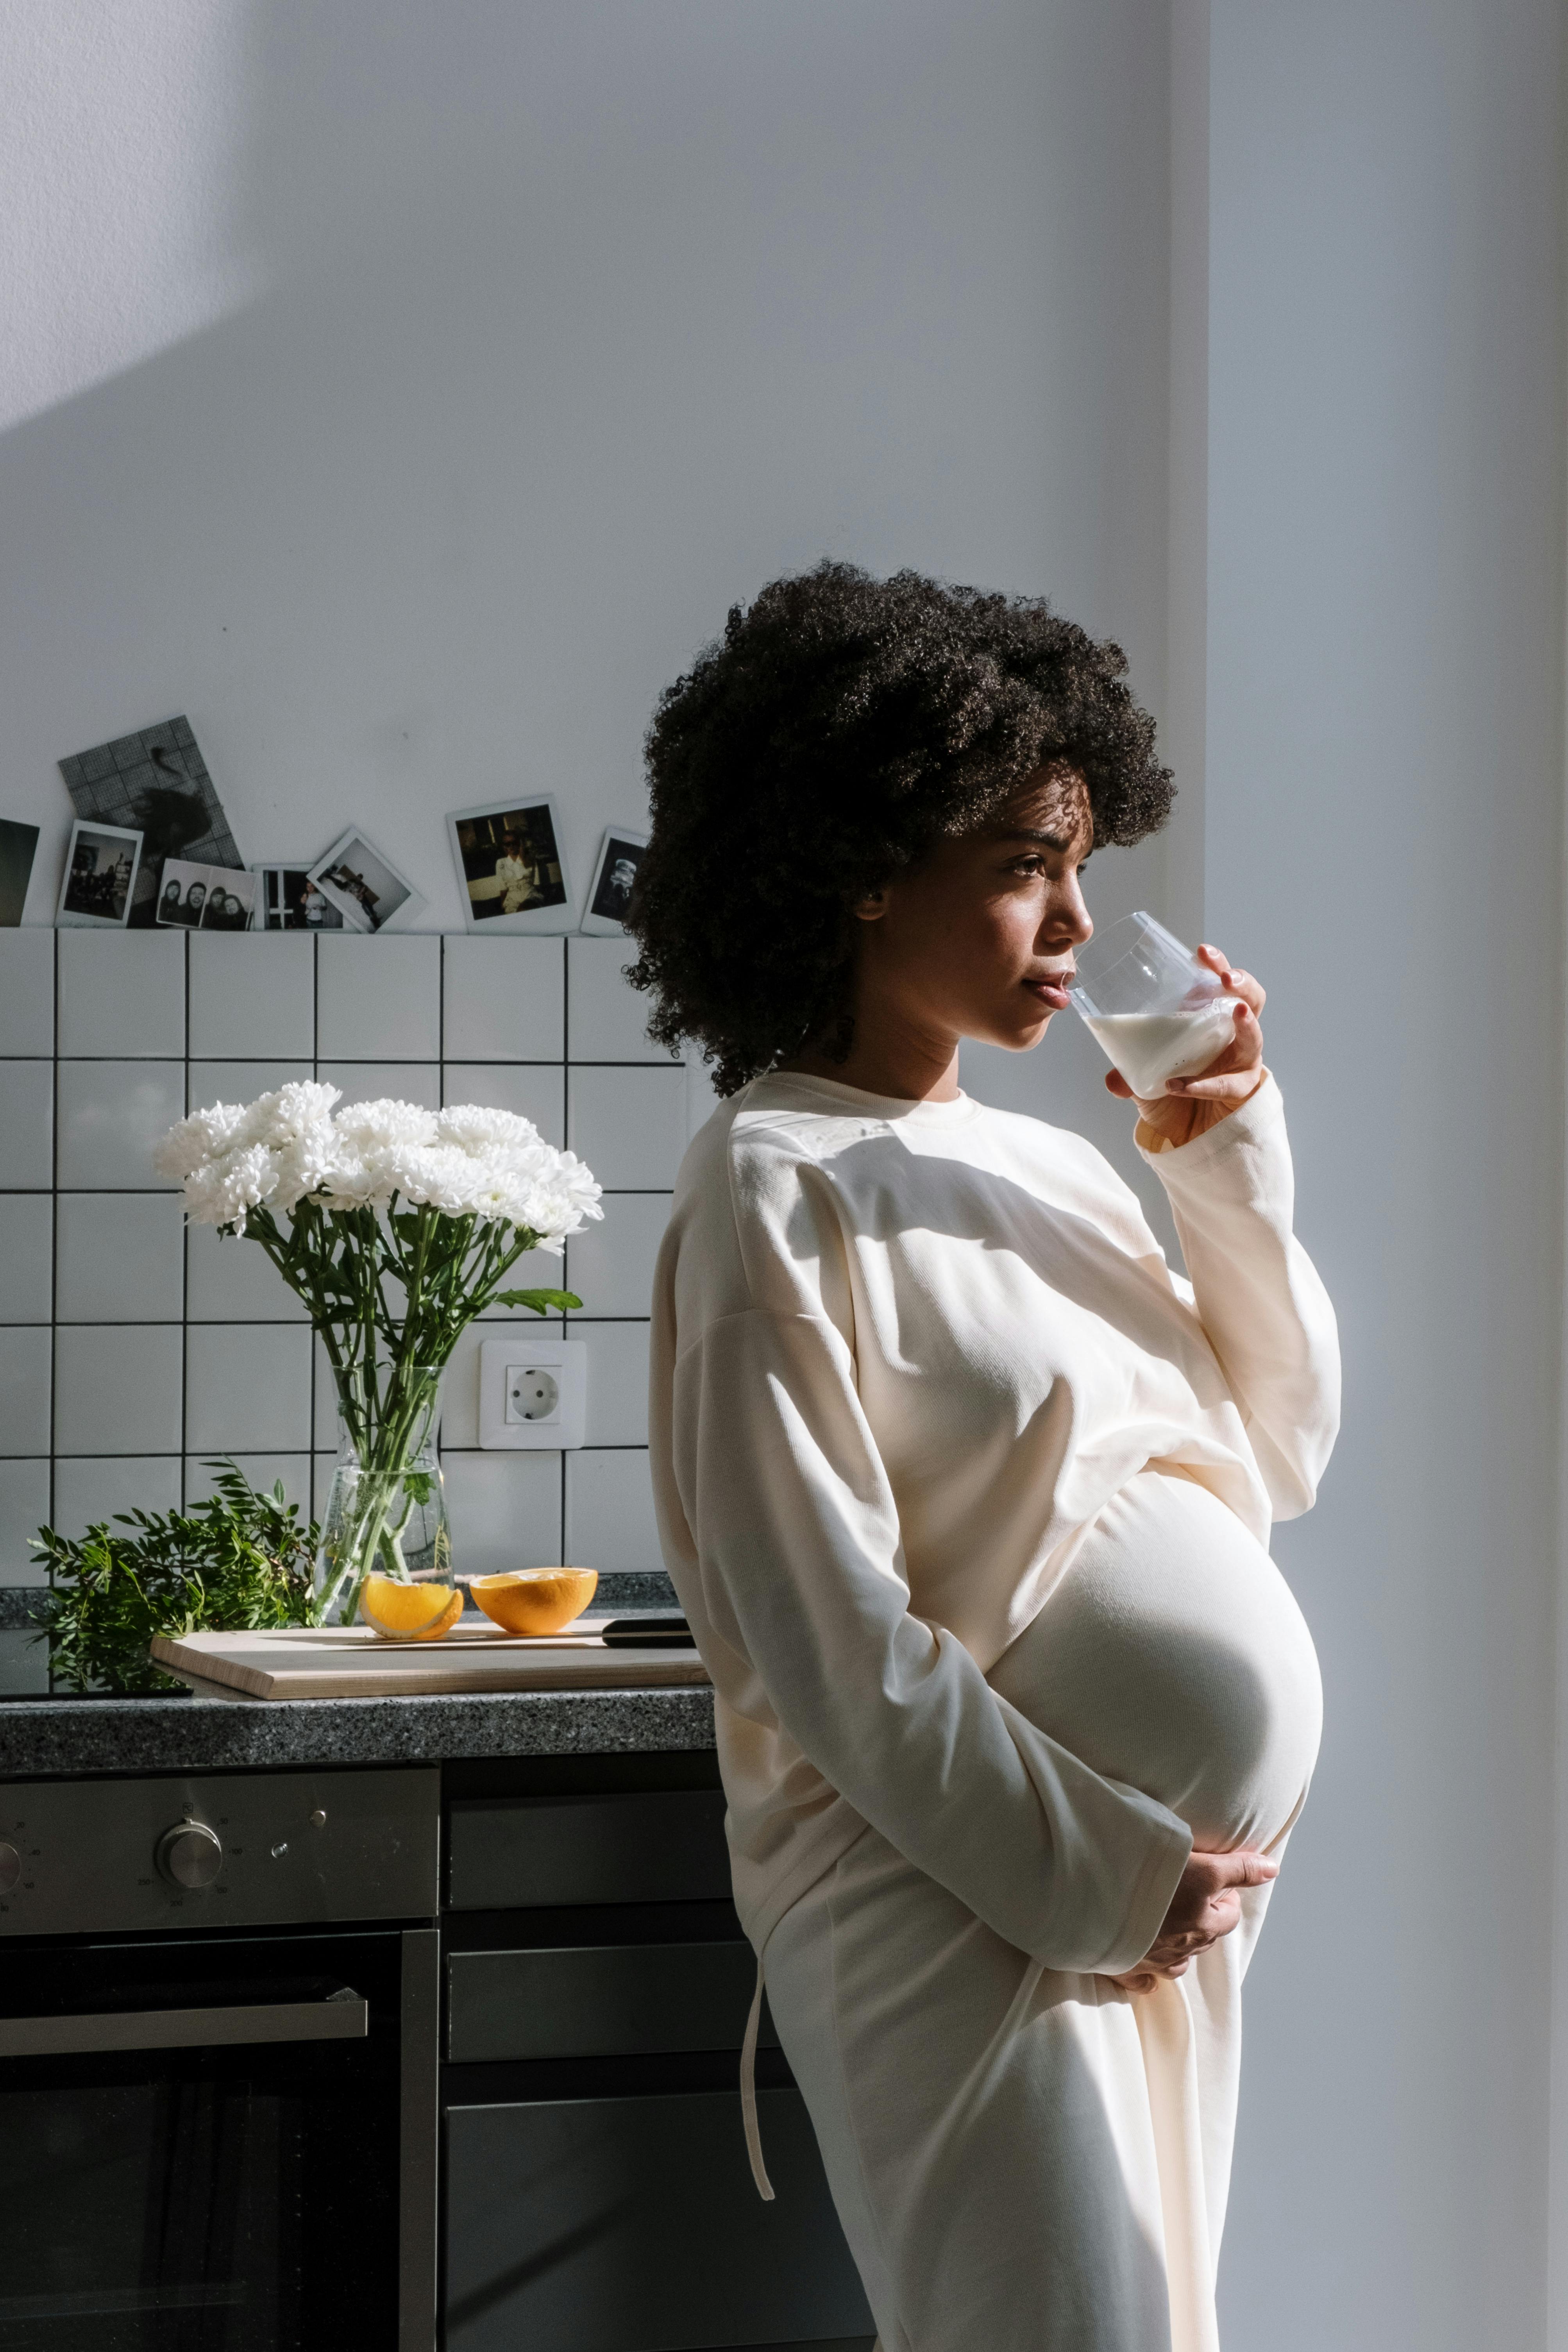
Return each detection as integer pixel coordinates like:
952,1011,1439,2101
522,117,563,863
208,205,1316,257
1110,1847,1279,1995
1105,943,1267,1150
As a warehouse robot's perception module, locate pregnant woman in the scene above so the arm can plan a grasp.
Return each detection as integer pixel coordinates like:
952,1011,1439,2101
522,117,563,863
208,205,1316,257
632,564,1339,2352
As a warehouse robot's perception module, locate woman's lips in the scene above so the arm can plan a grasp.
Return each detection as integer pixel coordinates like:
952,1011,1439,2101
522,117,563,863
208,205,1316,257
1026,969,1075,1013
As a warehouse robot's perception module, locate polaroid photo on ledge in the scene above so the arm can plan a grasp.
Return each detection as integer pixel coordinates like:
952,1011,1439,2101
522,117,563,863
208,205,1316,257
57,820,143,929
580,824,649,935
57,716,241,929
447,796,572,934
255,865,345,932
308,830,423,934
154,861,257,932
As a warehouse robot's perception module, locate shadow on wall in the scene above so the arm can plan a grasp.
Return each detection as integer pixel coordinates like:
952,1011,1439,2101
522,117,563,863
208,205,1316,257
3,0,1175,936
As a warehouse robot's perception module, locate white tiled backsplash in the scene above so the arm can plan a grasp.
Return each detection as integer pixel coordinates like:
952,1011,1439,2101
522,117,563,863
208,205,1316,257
0,928,717,1587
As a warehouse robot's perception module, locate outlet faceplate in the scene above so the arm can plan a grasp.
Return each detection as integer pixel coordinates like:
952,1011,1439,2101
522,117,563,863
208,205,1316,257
479,1335,587,1450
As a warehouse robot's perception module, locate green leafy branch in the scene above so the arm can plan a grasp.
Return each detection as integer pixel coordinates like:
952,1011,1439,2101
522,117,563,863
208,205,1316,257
31,1463,322,1696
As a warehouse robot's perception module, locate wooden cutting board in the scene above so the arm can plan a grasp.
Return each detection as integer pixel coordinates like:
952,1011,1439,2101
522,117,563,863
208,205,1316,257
150,1619,710,1702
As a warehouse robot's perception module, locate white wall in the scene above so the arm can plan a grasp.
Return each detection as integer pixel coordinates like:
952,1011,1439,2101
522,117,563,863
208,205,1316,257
6,2,1566,2342
1202,7,1565,2348
0,0,1173,974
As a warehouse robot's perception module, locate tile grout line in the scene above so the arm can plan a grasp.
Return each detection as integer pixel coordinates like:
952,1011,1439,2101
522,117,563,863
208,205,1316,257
179,929,190,1508
560,934,570,1565
16,932,665,1587
47,929,59,1564
309,931,318,1510
437,934,445,1481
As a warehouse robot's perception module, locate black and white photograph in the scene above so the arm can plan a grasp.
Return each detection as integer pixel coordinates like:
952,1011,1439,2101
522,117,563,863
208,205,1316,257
0,817,39,925
308,828,421,933
56,820,141,929
255,864,345,931
155,860,257,931
199,868,258,931
57,717,243,928
447,796,571,933
580,824,649,935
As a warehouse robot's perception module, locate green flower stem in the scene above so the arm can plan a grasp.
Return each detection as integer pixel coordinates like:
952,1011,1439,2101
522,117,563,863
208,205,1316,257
231,1195,577,1624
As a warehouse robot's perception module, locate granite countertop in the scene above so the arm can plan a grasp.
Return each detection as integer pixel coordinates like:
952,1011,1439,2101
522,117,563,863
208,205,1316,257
0,1684,716,1779
0,1571,718,1778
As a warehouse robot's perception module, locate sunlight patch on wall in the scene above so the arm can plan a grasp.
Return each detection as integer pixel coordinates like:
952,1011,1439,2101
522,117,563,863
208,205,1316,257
0,1,265,434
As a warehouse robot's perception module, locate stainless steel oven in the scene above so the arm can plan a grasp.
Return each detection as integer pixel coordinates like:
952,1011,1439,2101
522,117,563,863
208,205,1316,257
0,1767,440,2352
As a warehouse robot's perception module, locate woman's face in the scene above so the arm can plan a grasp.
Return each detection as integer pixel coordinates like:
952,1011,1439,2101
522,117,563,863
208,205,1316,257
856,766,1094,1054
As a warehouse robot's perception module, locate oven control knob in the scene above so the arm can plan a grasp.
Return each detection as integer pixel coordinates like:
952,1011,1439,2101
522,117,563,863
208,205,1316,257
156,1821,223,1890
0,1843,19,1894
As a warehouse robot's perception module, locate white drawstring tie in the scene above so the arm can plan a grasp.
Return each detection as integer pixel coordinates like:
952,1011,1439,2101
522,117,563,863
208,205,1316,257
740,1950,775,2200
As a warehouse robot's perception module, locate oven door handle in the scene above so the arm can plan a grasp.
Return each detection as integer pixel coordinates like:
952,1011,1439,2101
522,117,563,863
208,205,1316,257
0,1987,369,2057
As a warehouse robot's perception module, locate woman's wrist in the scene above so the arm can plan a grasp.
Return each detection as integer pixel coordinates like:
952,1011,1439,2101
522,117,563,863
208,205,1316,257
1134,1068,1268,1155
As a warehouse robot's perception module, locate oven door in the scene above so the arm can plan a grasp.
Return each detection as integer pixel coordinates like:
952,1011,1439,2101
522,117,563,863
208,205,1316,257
0,1924,435,2352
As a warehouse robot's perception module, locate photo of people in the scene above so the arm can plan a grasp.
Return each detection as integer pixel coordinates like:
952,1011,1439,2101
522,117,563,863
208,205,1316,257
581,825,649,935
56,821,143,928
447,796,571,933
308,829,421,933
155,858,258,931
57,717,243,929
256,865,345,931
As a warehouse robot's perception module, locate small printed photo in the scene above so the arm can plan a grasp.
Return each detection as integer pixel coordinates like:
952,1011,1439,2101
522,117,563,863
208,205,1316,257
57,821,142,929
308,829,422,934
580,825,649,935
0,817,40,926
200,869,258,932
255,864,345,932
155,860,257,932
447,796,572,934
57,717,241,929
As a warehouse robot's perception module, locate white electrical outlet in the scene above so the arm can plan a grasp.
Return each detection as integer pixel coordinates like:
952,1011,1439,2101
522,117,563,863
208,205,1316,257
479,1335,586,1449
507,1366,560,1425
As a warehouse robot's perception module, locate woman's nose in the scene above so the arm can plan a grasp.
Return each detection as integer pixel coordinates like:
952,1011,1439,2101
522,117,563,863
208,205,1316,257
1053,892,1093,948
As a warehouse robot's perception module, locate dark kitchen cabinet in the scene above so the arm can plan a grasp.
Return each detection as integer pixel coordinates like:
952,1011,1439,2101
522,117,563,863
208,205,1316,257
440,1754,874,2352
445,2089,871,2352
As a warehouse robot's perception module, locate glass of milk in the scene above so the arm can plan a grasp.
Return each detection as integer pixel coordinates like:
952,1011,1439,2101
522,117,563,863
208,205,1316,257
1066,912,1237,1098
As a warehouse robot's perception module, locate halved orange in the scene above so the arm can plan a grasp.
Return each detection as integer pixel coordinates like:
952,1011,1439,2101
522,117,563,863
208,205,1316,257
358,1574,463,1641
469,1566,599,1637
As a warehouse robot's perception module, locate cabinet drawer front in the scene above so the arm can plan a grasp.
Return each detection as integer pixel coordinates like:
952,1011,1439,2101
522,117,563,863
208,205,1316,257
445,2088,873,2351
447,1789,731,1910
447,1940,777,2063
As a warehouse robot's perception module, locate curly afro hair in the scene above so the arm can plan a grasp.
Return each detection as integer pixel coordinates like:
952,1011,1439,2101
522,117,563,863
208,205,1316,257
625,561,1173,1095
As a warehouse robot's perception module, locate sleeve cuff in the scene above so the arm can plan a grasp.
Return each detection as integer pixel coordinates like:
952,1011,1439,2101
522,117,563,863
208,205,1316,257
1135,1069,1283,1177
1095,1793,1193,1976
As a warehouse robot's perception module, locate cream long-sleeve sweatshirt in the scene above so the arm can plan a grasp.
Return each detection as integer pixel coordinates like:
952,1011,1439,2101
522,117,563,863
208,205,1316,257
647,1069,1340,1975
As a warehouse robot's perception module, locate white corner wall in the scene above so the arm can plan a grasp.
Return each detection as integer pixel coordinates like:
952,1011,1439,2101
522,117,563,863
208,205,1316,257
1200,7,1566,2348
0,0,1173,948
5,3,1568,2343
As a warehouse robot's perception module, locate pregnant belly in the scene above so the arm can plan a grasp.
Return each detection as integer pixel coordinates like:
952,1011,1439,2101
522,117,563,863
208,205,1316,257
987,1468,1322,1853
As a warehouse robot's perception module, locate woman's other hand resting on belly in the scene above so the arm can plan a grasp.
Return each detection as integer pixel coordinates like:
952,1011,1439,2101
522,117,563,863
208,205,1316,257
1112,1848,1279,1995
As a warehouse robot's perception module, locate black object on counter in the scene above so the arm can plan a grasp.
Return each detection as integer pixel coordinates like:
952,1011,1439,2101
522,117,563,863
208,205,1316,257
600,1615,695,1649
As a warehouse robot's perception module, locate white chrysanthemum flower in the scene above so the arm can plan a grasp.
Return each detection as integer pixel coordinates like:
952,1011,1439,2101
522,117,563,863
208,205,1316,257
268,1129,343,1213
382,1143,473,1213
157,1089,601,1250
152,1100,251,1179
436,1105,542,1156
238,1079,342,1148
306,1150,387,1210
183,1143,277,1229
335,1099,440,1154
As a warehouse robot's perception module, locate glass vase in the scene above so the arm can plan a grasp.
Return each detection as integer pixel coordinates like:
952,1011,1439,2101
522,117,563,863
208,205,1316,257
315,1363,452,1627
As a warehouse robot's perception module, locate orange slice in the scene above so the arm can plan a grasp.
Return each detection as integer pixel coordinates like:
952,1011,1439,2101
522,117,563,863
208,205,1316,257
468,1566,599,1637
358,1574,463,1641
